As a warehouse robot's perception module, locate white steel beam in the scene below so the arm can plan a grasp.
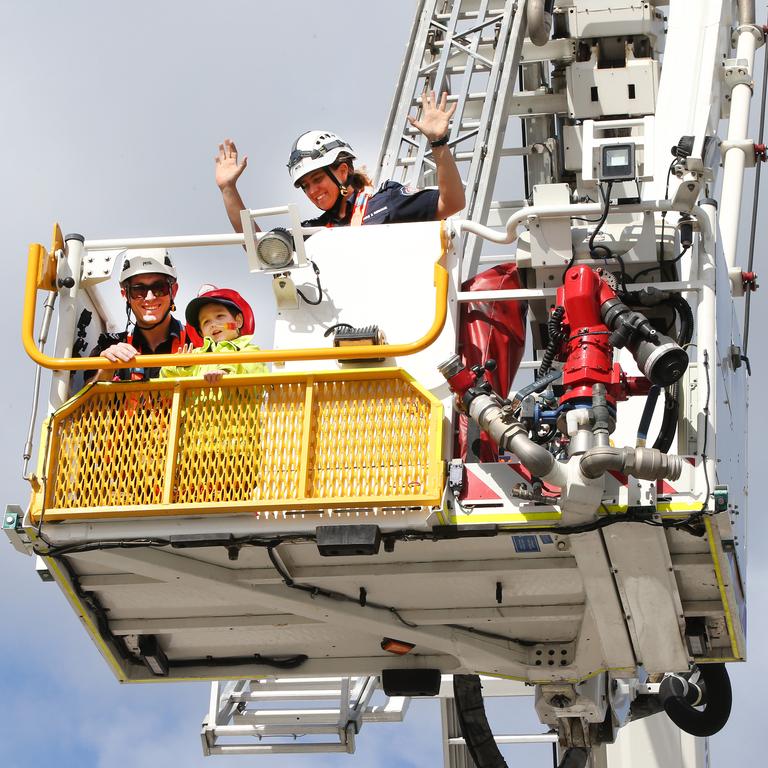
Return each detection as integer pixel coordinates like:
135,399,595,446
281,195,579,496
85,548,539,676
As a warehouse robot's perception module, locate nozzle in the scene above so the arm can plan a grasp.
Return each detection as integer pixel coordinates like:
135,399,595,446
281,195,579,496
601,297,689,386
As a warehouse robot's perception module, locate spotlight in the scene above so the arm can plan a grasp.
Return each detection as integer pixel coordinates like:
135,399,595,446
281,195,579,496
256,227,295,269
600,143,636,182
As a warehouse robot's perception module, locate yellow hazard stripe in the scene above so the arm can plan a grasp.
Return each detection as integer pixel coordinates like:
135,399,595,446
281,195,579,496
447,511,562,525
37,549,128,681
704,517,741,659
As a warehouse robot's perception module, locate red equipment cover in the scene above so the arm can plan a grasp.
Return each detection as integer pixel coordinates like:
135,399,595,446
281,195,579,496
457,263,527,461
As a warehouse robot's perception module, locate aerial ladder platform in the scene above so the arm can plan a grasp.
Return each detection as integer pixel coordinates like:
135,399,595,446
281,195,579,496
6,0,763,765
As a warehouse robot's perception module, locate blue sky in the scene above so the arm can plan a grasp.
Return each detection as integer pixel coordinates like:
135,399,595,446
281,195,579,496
1,2,766,766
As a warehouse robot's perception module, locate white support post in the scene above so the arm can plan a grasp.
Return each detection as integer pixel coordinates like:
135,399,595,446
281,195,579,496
49,234,84,410
719,23,763,280
696,201,718,507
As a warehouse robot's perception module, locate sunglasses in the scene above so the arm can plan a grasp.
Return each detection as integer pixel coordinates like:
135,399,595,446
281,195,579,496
127,280,172,300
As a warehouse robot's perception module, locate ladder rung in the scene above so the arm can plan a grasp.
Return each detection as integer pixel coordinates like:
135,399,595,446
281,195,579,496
235,709,352,724
229,689,349,701
206,743,351,756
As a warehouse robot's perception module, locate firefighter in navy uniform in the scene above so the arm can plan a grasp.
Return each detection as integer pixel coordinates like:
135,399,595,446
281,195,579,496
86,249,200,382
215,91,465,232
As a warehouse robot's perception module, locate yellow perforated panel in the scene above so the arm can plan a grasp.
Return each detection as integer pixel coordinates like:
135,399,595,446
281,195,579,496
49,388,173,509
309,378,432,499
174,382,305,504
40,370,443,520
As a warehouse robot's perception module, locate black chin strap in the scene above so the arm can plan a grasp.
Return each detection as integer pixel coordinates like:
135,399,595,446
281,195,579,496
324,166,352,222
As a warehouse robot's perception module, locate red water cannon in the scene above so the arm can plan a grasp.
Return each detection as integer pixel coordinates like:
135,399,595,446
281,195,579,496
555,266,688,407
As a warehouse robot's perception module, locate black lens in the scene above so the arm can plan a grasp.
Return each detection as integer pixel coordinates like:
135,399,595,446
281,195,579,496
129,280,170,299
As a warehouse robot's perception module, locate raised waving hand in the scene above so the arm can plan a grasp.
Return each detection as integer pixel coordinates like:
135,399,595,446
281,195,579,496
407,90,456,144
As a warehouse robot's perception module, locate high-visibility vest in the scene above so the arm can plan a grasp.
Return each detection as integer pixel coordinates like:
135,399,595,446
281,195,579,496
125,328,189,355
116,326,192,381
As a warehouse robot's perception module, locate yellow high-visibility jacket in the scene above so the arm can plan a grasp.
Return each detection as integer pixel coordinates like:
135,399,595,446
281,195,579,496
159,334,267,379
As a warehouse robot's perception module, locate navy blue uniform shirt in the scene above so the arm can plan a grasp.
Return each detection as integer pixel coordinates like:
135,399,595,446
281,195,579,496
301,181,440,228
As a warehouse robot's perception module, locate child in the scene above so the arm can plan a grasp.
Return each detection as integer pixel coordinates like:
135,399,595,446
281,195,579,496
161,286,267,382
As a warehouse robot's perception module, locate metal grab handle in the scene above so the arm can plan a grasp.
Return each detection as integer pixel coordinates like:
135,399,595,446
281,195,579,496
22,243,449,370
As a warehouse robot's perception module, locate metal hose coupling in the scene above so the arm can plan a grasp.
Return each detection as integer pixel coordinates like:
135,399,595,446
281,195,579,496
467,394,565,485
580,446,683,481
438,354,566,486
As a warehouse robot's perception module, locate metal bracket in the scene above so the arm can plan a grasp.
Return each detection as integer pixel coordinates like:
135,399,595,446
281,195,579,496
731,24,766,49
720,138,758,168
3,504,33,556
728,265,753,296
81,248,121,286
448,459,464,496
671,177,701,210
722,58,753,91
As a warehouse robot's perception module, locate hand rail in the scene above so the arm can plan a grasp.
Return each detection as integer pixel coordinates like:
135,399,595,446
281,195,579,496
455,199,714,247
22,243,449,371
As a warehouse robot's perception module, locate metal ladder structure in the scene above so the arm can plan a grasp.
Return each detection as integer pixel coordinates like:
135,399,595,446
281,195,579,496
201,674,560,763
201,676,409,756
374,0,566,275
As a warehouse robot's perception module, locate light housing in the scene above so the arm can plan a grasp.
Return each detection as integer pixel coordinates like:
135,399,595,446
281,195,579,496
139,634,169,676
256,227,295,269
240,204,308,274
600,143,636,182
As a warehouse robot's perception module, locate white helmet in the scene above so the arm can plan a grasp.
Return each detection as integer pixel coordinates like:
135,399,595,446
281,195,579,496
287,131,356,187
118,248,177,285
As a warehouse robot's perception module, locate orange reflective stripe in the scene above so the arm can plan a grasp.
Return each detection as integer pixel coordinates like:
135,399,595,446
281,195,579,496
323,190,373,228
350,192,371,226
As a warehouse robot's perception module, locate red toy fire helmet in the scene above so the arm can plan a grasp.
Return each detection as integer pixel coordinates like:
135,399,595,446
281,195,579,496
185,286,255,336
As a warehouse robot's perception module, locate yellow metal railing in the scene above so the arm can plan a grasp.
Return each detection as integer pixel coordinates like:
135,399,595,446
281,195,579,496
31,369,444,522
22,225,450,370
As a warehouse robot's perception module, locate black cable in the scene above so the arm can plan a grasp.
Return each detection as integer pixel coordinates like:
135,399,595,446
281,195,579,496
636,385,661,445
266,543,418,629
587,181,614,256
39,532,314,558
658,159,677,259
514,369,562,405
54,554,134,664
537,306,566,378
564,183,613,273
653,383,679,454
632,244,691,283
448,623,537,646
170,653,308,670
296,259,323,305
566,182,630,289
323,323,354,337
